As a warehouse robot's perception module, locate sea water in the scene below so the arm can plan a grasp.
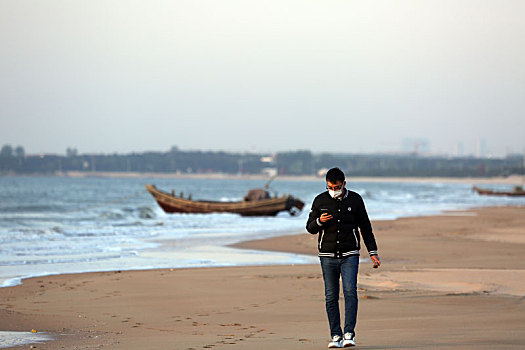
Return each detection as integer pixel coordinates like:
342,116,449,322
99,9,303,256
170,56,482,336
1,176,524,288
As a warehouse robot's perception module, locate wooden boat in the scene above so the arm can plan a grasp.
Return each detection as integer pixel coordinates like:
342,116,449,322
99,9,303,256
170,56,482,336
472,185,525,197
145,184,305,216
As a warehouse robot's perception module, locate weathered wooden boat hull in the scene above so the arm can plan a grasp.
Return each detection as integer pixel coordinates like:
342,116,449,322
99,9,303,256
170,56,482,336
472,186,525,197
145,185,304,216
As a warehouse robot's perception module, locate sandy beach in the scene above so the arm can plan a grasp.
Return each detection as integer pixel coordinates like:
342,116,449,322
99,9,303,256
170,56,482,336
1,206,524,349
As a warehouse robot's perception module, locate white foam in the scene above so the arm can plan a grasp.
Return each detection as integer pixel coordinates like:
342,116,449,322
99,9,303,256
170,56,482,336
0,246,320,288
0,277,23,288
0,331,53,349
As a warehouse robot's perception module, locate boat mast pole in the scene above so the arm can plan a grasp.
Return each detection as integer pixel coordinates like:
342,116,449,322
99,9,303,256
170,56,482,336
264,175,277,189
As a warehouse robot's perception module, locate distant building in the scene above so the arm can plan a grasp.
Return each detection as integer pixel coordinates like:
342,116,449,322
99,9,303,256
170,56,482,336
317,168,328,177
402,138,431,155
260,155,274,163
455,142,464,157
476,138,488,158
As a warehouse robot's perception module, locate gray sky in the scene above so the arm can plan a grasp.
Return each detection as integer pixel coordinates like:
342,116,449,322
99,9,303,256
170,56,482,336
1,0,524,157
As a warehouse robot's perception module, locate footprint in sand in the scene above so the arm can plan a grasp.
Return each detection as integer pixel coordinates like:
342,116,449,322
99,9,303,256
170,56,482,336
218,323,242,327
213,311,230,315
218,334,235,339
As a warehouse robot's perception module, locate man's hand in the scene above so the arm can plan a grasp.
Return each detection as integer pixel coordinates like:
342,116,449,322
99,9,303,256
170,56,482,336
371,255,381,269
319,213,333,223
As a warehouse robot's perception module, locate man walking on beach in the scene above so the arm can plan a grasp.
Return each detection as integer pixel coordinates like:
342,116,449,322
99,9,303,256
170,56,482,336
307,167,380,348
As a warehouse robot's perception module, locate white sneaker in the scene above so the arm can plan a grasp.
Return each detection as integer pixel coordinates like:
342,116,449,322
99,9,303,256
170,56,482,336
342,332,356,347
328,335,343,348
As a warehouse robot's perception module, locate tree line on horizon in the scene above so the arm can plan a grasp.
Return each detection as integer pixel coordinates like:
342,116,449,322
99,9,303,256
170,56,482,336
0,144,524,177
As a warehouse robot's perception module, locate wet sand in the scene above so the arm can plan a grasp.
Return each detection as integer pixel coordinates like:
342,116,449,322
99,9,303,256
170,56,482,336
1,206,524,349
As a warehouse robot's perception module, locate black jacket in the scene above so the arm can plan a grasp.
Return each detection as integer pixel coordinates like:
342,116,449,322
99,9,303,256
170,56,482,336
306,189,378,258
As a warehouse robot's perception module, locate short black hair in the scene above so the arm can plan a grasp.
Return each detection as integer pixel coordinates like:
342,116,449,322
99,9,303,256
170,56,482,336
326,167,345,184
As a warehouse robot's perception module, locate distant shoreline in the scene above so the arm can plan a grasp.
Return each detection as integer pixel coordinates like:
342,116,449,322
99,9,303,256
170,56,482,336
2,170,523,185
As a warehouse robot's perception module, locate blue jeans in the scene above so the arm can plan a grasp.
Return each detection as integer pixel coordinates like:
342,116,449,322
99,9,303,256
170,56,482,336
320,255,359,338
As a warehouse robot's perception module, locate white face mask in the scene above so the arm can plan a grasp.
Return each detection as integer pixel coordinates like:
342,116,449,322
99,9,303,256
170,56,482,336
328,188,343,198
327,181,345,198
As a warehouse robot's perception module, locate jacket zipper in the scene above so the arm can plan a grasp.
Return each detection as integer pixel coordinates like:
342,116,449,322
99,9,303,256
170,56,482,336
319,229,325,250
